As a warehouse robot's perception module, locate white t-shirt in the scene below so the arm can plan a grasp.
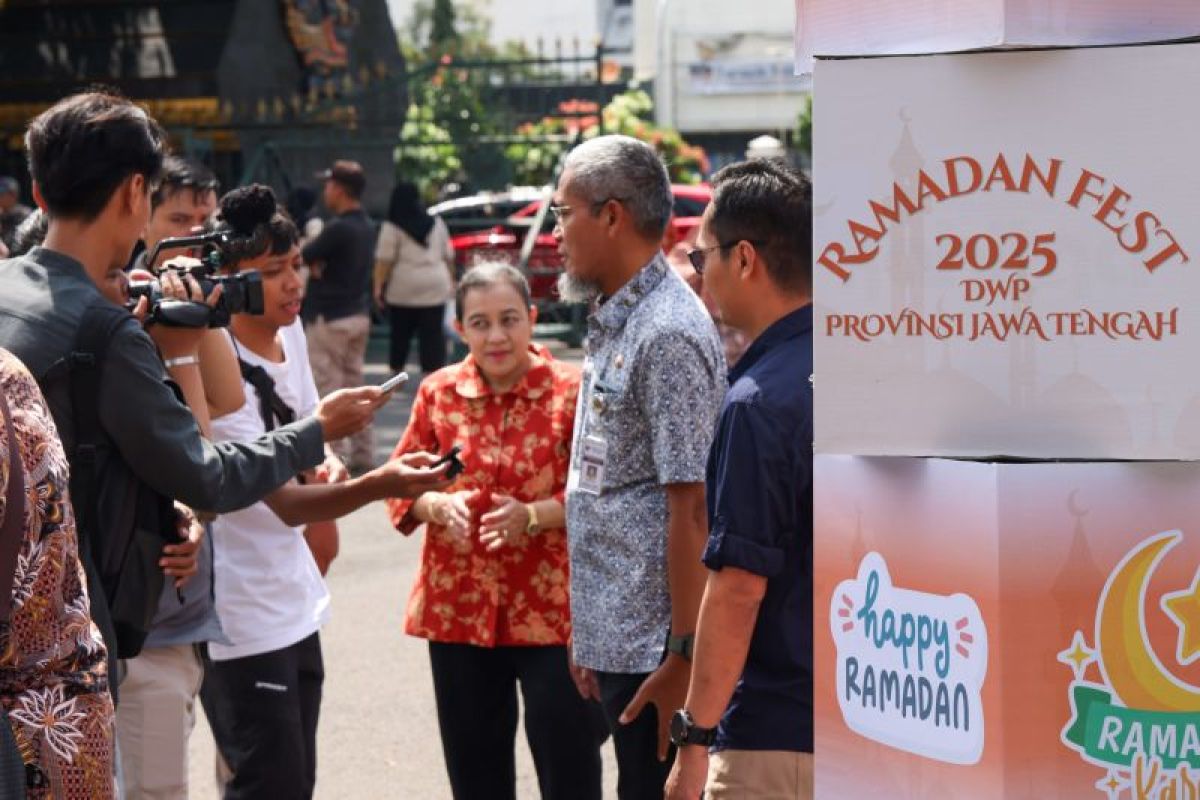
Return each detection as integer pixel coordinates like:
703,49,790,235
208,320,331,661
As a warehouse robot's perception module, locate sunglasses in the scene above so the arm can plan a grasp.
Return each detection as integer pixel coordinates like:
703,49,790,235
687,240,764,274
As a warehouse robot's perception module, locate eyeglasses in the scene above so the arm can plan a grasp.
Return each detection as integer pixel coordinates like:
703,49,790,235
687,240,765,274
549,196,627,224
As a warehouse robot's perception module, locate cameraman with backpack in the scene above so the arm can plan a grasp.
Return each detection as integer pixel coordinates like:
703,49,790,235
0,94,435,712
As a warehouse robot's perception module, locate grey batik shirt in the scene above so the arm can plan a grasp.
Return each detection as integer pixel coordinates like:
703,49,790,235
566,255,725,674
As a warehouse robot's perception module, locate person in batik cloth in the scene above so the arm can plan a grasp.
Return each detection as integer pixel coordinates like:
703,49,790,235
0,348,114,799
386,263,603,800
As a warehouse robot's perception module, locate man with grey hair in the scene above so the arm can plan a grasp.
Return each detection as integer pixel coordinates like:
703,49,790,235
556,134,725,799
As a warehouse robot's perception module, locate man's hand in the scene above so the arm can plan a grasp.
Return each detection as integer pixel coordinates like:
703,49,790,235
666,745,709,800
478,493,531,552
374,451,453,499
568,651,600,702
619,653,691,761
315,451,350,484
314,386,389,442
160,504,204,589
146,264,224,357
425,488,476,539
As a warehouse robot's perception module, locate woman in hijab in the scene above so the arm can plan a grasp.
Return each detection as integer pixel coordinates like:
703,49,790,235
373,182,456,377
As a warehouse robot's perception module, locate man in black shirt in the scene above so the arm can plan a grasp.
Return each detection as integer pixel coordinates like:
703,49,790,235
302,160,377,472
666,160,814,800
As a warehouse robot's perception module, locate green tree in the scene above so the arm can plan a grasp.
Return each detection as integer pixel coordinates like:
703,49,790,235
429,0,459,52
505,89,709,186
793,94,812,163
395,101,463,199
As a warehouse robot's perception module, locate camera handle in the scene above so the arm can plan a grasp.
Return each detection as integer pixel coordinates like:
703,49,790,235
149,300,212,328
144,231,229,270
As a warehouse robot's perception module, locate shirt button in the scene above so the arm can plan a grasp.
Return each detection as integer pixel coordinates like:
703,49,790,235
615,355,624,369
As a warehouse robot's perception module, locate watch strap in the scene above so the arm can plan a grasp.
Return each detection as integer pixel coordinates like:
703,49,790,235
667,632,694,662
671,709,717,747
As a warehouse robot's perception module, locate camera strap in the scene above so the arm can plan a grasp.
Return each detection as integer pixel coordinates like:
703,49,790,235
237,359,297,433
229,334,297,434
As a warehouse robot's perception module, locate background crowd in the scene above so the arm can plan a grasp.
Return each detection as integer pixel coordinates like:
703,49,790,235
0,89,812,800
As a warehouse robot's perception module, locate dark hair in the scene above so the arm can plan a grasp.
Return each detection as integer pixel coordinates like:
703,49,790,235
25,90,166,222
151,156,218,210
285,186,318,227
455,262,532,321
387,181,434,246
10,209,47,257
210,184,299,269
708,159,812,294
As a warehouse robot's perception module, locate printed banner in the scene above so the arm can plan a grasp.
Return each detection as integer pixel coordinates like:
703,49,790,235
813,43,1200,458
794,0,1200,69
816,456,1200,798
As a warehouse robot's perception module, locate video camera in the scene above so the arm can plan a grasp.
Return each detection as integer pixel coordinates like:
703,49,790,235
128,230,266,328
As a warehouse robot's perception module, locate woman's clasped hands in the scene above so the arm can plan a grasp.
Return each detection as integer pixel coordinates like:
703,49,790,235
427,490,531,551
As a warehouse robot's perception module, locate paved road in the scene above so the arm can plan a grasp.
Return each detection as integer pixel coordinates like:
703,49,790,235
187,342,621,799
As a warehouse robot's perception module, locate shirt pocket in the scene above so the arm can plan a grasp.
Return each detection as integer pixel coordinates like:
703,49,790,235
589,361,634,441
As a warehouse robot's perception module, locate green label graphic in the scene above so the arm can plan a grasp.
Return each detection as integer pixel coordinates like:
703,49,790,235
1065,684,1200,771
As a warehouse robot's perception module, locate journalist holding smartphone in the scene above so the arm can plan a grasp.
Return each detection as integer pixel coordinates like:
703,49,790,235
385,262,604,800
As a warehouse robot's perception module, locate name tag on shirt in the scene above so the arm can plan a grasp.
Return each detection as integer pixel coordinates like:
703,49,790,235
577,435,608,495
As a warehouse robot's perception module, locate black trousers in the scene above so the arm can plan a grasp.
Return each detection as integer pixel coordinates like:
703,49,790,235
387,304,447,374
429,641,605,800
200,633,324,800
596,670,675,800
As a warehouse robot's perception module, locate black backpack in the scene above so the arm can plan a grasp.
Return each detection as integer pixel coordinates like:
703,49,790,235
38,301,176,662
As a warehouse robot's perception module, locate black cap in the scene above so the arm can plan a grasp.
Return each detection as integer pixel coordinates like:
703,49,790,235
316,160,366,198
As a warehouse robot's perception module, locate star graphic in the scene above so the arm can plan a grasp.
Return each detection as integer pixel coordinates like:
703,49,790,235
1058,630,1096,680
1162,569,1200,666
1095,770,1128,799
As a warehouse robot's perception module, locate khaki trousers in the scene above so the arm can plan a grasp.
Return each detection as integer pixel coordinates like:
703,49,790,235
306,313,373,469
706,749,814,800
115,644,204,800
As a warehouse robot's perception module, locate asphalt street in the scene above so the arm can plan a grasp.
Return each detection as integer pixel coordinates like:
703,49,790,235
187,339,621,799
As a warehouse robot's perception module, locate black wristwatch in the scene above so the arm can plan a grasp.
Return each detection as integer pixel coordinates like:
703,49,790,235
666,633,694,662
669,709,717,748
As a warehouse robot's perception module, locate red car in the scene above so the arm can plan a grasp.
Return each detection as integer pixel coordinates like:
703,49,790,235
447,184,712,305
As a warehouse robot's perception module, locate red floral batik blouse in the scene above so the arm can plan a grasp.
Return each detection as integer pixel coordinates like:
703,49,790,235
0,349,113,799
386,347,579,647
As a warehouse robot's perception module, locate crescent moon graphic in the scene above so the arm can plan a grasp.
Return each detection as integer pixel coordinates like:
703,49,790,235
1067,489,1088,518
1097,530,1200,712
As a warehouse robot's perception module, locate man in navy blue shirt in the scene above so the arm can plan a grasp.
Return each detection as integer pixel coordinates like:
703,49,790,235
665,159,813,799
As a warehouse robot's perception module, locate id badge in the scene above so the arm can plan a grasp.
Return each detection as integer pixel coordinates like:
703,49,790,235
577,435,608,495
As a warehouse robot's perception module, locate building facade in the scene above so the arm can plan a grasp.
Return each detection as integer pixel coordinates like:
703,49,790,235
634,0,808,169
0,0,407,212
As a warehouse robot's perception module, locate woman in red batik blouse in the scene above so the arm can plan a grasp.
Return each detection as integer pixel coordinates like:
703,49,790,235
386,263,603,800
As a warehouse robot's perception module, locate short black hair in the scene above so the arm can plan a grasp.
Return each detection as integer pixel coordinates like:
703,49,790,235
25,90,166,222
211,184,298,270
151,156,218,210
708,159,812,294
455,262,531,321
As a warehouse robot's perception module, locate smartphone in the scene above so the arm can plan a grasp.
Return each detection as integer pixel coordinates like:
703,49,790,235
434,445,465,479
379,371,410,393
